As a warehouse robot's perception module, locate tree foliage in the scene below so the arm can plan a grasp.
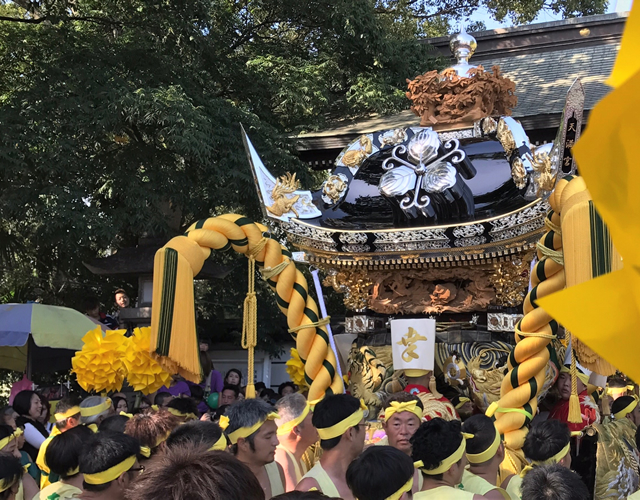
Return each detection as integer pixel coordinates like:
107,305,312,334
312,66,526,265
0,0,605,347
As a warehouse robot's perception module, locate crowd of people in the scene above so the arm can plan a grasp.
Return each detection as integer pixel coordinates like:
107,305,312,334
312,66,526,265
0,358,627,500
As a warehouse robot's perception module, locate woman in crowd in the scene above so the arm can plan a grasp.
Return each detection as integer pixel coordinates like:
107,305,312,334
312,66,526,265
224,369,242,388
13,390,48,461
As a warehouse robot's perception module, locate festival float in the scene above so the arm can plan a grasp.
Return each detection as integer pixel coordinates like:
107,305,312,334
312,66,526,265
70,15,640,498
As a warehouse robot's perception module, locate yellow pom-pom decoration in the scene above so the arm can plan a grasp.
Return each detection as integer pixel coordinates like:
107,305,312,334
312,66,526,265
72,327,128,393
286,348,307,391
123,327,172,394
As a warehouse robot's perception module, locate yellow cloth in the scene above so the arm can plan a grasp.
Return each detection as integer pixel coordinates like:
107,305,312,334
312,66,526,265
83,455,136,485
628,491,640,500
316,401,366,441
413,486,475,499
300,462,341,498
536,0,640,393
460,470,508,497
265,461,285,497
276,445,307,483
32,481,82,500
36,435,55,489
383,401,423,422
504,475,522,500
277,403,311,436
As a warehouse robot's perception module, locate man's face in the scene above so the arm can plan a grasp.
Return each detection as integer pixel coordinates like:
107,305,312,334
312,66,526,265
221,390,237,406
251,420,279,465
115,293,130,308
451,454,468,485
351,418,366,456
557,373,572,400
281,386,295,397
383,412,421,455
297,412,318,446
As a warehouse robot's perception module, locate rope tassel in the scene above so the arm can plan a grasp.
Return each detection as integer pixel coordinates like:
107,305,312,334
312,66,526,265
149,214,344,401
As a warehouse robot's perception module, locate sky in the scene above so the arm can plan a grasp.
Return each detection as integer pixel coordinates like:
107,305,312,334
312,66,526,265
473,0,633,30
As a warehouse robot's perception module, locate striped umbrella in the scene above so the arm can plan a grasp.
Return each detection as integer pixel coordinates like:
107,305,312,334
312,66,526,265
0,303,106,372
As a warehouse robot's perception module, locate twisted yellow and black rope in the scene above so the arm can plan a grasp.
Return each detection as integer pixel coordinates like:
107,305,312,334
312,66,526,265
149,214,343,401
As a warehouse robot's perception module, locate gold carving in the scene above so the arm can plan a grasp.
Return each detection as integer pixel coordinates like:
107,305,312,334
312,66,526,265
379,128,406,147
489,254,533,307
266,172,301,217
496,118,517,157
527,149,555,194
322,175,347,204
481,117,498,135
341,135,373,169
323,270,373,311
511,157,527,189
397,327,427,362
406,66,517,126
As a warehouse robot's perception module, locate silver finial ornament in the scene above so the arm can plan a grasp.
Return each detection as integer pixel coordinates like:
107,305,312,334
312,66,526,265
445,26,478,78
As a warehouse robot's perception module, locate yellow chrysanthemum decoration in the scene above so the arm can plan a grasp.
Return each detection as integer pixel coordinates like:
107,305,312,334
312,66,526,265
72,327,128,393
123,327,172,394
286,348,307,391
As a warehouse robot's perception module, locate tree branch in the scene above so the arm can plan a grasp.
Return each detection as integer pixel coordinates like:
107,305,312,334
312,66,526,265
0,15,44,23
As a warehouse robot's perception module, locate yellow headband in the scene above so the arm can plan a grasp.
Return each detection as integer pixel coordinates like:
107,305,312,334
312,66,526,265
221,412,279,445
81,399,112,417
139,431,171,458
466,428,501,464
317,400,367,441
209,433,227,451
55,406,81,421
119,412,133,419
66,466,80,477
560,366,589,385
613,398,639,420
385,476,414,500
383,401,423,422
83,455,137,485
415,433,474,475
455,397,471,410
607,385,635,396
531,442,571,467
0,432,16,451
167,408,197,420
277,403,311,436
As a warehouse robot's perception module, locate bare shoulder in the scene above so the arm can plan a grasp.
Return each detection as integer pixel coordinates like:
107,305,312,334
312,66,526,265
479,489,511,500
296,477,321,492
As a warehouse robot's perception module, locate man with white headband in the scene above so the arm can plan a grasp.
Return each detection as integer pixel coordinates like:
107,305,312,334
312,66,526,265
411,418,503,499
79,431,142,500
80,396,113,431
501,419,572,500
275,393,318,491
220,398,285,498
460,415,508,497
378,393,425,495
296,394,366,500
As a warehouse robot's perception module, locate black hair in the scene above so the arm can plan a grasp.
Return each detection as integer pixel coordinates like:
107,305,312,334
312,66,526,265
222,385,240,398
312,394,362,451
54,396,81,417
346,445,414,500
224,369,243,385
611,396,636,415
154,392,172,406
0,425,15,441
112,396,128,412
79,431,141,492
411,418,463,480
255,382,266,393
46,425,94,479
190,385,205,401
521,463,590,500
278,382,297,396
99,415,130,433
114,288,127,296
12,390,38,417
83,296,100,312
0,453,23,500
462,415,497,457
166,420,225,450
213,405,229,423
167,397,199,416
523,419,570,462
